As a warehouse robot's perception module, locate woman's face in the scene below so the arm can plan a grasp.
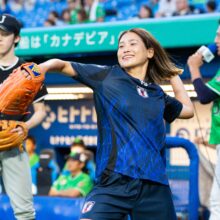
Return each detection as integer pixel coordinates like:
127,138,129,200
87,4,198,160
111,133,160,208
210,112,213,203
117,32,153,70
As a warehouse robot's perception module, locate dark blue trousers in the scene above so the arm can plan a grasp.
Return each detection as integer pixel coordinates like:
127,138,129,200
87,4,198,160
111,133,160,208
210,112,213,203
80,170,177,220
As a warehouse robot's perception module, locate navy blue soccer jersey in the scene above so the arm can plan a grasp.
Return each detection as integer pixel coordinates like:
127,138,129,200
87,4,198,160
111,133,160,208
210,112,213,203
71,62,183,185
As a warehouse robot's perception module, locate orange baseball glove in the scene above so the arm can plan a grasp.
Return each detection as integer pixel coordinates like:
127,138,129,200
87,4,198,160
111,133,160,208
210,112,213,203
0,62,45,115
0,120,28,151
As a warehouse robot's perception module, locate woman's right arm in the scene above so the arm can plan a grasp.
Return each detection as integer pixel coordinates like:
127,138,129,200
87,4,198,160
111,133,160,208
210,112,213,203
39,59,76,77
170,75,194,119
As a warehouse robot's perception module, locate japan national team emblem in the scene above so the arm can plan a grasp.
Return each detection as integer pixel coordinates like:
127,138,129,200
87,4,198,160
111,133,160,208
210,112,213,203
136,86,148,98
82,201,95,213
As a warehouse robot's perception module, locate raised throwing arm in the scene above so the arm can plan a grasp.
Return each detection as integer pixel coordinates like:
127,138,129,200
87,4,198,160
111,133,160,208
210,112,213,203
39,59,76,77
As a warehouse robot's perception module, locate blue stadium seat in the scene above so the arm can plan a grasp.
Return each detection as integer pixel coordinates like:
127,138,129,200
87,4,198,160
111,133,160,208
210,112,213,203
31,149,60,195
165,137,199,220
105,15,117,22
104,0,118,10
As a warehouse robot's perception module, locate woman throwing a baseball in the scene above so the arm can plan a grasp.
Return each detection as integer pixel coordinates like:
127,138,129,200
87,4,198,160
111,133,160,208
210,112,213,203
40,28,194,220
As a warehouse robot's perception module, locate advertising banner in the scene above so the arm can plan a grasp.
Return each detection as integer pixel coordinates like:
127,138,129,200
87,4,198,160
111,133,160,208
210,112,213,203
30,100,97,150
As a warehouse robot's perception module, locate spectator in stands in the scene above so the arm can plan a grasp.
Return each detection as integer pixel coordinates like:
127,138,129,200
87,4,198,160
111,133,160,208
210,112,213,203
24,0,36,11
48,10,64,26
68,0,82,24
44,18,56,26
60,8,71,24
172,0,201,16
39,27,194,219
187,20,220,220
48,152,93,197
148,0,159,16
68,0,82,11
155,0,177,17
206,0,217,13
62,138,96,181
84,0,105,22
0,0,11,14
8,0,23,13
77,7,89,23
25,136,39,168
137,5,153,19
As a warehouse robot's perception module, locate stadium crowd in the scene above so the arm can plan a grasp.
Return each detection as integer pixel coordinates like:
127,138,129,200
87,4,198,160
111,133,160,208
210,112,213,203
0,0,218,28
24,137,95,198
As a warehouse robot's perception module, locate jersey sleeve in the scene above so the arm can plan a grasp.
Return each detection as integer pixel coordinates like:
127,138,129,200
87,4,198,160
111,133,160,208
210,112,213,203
206,69,220,95
193,78,219,104
71,62,111,90
163,94,183,123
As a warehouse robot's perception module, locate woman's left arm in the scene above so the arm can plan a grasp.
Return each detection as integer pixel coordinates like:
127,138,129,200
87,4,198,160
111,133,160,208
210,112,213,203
170,75,194,119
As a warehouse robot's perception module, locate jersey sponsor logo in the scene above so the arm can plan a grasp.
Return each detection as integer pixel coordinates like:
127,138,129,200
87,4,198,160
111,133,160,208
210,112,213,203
0,16,6,24
82,201,95,213
136,86,148,98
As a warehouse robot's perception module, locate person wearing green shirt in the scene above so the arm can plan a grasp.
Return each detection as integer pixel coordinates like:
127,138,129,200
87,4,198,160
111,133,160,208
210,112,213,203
62,138,96,181
85,0,105,22
49,152,93,197
25,136,39,168
188,20,220,220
